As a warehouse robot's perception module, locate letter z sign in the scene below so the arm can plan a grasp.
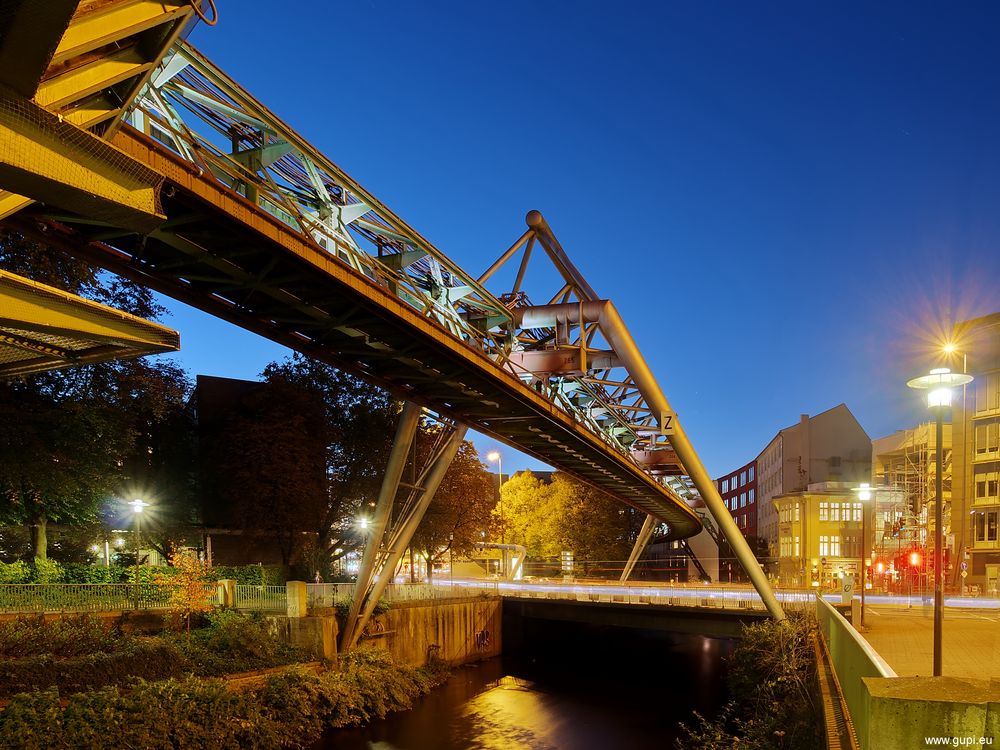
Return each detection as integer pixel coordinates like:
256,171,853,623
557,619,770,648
660,410,676,436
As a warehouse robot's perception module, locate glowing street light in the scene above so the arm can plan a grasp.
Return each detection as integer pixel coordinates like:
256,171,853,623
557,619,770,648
853,483,873,627
906,367,973,676
128,499,150,600
487,451,505,575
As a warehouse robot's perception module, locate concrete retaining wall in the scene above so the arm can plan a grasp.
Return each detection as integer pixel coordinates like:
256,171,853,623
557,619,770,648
366,595,502,666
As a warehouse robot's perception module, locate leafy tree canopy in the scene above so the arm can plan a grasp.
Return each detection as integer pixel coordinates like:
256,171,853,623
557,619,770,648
0,233,191,560
498,471,640,563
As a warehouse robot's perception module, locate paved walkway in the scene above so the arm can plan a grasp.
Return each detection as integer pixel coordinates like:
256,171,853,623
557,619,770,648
861,605,1000,679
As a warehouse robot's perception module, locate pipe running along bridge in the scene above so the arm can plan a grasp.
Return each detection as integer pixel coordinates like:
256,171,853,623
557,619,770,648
0,0,785,647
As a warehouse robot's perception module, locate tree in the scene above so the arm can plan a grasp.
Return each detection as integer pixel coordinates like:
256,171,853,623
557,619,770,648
410,438,494,581
498,471,640,567
156,545,214,633
260,354,397,576
0,232,191,560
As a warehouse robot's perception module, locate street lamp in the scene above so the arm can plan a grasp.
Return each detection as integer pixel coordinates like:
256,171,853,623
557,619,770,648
128,499,149,603
906,367,973,676
853,483,873,628
487,451,505,576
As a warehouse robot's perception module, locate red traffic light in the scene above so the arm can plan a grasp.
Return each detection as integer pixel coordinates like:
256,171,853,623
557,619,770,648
909,551,921,567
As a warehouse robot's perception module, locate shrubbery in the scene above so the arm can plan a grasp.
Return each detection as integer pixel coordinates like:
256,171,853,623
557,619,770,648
0,643,183,697
0,649,450,750
0,615,123,658
0,612,310,694
676,613,823,750
0,560,280,584
166,610,305,676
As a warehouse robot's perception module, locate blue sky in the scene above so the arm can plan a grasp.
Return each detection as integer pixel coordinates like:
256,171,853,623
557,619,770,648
156,2,1000,477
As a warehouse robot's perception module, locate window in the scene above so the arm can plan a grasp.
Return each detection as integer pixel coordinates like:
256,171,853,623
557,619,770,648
975,373,1000,414
739,471,746,486
749,489,755,503
749,466,755,481
722,479,729,493
853,503,863,522
819,502,829,521
794,504,800,522
975,511,999,543
830,537,841,556
831,503,841,522
819,536,830,556
741,492,747,508
794,536,800,557
975,420,1000,457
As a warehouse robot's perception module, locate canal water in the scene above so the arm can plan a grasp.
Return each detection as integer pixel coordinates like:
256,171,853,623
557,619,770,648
321,621,734,749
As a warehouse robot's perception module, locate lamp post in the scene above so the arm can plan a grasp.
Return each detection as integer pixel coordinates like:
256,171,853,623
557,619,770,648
128,499,149,604
907,367,973,676
854,483,873,628
487,451,505,576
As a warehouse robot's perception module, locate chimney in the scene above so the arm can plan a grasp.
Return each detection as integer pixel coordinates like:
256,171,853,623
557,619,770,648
800,414,811,488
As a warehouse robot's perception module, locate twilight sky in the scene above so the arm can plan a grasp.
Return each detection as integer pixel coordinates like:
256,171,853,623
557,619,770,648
153,2,1000,478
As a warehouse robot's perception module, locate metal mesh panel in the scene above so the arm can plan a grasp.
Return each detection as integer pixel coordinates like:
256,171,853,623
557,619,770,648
0,89,164,229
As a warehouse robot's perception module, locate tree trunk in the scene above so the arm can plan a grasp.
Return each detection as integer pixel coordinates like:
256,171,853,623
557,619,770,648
30,513,47,561
409,548,416,583
426,552,434,583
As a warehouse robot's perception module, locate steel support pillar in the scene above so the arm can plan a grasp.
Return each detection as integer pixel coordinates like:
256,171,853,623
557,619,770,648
620,514,657,582
341,401,420,650
514,300,786,620
341,404,468,651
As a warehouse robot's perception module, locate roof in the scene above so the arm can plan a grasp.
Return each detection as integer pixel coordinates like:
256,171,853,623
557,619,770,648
0,269,179,377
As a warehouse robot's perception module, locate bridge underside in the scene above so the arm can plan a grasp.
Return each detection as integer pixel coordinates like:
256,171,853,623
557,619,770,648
503,598,769,640
10,131,700,538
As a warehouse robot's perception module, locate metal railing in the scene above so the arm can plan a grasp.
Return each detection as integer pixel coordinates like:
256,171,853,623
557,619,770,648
815,594,896,750
232,585,287,612
0,583,217,613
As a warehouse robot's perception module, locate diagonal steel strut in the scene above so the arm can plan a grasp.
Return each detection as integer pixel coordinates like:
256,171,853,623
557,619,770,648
341,402,468,651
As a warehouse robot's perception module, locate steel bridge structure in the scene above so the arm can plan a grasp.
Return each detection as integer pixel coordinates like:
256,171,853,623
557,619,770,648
0,0,784,645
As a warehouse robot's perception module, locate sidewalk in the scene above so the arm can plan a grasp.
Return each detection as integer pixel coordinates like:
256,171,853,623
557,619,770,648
861,606,1000,679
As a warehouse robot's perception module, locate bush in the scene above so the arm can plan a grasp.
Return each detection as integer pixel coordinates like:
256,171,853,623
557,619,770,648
0,650,451,749
30,558,63,583
212,565,285,585
676,613,822,750
0,615,127,658
60,563,129,584
167,610,305,676
0,642,184,697
0,560,30,583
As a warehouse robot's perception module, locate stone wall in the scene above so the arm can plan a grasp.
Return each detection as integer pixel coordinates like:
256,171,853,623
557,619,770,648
365,596,502,667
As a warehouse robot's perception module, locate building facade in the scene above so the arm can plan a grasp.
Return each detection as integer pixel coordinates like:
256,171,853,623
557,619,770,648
952,312,1000,592
756,404,872,571
773,482,914,590
715,460,758,581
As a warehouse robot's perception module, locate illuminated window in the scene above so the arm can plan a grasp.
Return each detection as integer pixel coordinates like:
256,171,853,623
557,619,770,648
831,503,841,522
819,536,830,556
819,502,829,521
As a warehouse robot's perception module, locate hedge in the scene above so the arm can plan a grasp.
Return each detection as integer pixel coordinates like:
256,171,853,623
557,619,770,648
0,650,450,750
0,643,184,698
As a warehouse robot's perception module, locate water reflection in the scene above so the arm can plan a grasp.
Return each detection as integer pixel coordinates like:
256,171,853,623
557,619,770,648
321,629,732,750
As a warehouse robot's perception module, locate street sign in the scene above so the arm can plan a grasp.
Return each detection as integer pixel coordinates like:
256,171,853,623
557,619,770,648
961,570,968,579
659,410,676,436
960,561,968,571
841,575,855,604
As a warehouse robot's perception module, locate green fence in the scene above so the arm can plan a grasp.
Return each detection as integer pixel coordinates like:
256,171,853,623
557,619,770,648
816,594,896,750
0,583,216,613
233,584,287,612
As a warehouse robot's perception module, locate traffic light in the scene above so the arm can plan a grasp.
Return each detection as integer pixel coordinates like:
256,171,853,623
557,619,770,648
875,561,885,574
909,550,921,567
